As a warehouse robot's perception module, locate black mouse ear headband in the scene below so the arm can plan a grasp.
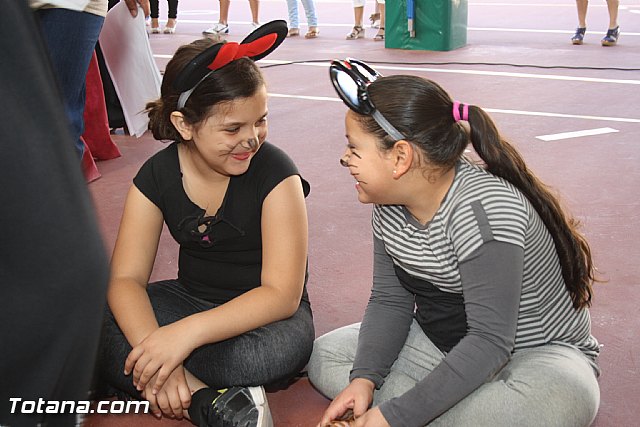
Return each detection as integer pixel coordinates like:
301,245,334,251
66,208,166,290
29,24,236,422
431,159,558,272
174,19,288,109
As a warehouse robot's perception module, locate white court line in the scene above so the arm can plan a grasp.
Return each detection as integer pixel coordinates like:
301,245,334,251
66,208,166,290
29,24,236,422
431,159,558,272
269,93,640,123
153,55,640,123
151,58,640,122
536,127,620,141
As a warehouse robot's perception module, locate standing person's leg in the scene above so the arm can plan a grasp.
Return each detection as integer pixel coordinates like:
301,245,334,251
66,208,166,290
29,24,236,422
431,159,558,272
35,9,104,159
301,0,319,38
601,0,620,46
149,0,160,32
571,0,588,44
203,0,230,34
249,0,260,26
605,0,619,29
219,0,230,23
374,1,384,41
286,0,300,35
369,0,380,28
346,0,365,39
163,0,178,33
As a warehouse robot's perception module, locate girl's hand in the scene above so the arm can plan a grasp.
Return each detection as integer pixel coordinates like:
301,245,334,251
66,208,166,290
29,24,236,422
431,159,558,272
140,367,190,419
124,322,195,394
317,378,375,427
141,365,192,419
351,407,391,427
324,407,390,427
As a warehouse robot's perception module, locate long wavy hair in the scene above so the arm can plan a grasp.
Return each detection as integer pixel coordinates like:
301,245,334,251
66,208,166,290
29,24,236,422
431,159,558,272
357,74,595,309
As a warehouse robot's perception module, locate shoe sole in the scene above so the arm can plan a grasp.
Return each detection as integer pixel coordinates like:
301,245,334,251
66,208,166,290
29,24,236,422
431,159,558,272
572,40,583,45
601,40,617,46
247,386,273,427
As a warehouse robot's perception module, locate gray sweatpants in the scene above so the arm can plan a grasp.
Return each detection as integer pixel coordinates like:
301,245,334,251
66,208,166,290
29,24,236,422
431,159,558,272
308,321,600,427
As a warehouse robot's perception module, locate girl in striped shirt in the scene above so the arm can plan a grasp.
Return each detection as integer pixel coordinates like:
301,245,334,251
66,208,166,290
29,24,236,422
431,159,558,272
309,59,600,427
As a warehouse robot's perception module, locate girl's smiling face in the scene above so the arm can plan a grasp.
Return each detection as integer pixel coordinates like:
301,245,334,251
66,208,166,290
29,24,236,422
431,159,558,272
182,85,269,176
340,111,397,205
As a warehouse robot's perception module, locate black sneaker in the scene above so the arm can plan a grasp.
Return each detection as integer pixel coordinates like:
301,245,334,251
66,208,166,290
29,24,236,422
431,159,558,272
189,386,273,427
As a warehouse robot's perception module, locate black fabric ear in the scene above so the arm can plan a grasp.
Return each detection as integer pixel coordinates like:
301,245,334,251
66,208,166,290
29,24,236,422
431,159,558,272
172,20,288,93
240,19,288,61
173,43,224,92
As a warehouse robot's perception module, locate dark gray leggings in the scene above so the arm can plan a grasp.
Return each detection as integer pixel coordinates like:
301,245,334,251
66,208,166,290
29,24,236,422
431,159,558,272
99,280,314,398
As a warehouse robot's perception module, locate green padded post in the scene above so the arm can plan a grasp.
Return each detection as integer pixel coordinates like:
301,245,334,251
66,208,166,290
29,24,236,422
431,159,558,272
386,0,468,51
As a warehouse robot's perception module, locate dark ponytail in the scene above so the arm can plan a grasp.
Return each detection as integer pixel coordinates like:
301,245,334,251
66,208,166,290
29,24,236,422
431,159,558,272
467,107,595,309
364,75,595,310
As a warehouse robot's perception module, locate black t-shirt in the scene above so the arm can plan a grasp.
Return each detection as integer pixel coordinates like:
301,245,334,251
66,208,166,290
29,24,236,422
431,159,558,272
133,141,310,304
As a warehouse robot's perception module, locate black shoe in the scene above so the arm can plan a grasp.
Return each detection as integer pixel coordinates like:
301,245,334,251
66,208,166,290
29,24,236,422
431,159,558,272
571,27,586,45
601,26,620,46
189,386,272,427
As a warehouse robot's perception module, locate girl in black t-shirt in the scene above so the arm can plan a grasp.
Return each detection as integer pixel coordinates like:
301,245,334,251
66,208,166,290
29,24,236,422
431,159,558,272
99,22,313,427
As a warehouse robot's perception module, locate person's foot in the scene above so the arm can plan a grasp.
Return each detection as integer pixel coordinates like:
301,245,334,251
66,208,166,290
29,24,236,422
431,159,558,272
373,27,385,41
203,22,229,35
346,26,365,40
369,12,380,28
163,18,177,34
251,22,261,30
601,26,620,46
305,26,319,39
571,27,586,45
188,386,273,427
150,17,160,34
288,28,300,37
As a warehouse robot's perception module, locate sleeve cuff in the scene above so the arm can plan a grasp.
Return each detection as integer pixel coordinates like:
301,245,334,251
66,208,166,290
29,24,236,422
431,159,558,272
349,368,385,389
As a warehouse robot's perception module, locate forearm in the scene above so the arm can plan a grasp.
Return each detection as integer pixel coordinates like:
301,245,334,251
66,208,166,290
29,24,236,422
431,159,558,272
351,236,415,387
185,282,302,349
379,240,523,427
107,277,160,347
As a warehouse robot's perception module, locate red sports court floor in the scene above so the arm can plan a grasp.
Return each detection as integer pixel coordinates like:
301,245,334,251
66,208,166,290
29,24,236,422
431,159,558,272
85,0,639,425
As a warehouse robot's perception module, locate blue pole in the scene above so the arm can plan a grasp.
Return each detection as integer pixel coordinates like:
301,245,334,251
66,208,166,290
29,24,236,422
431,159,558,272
407,0,415,37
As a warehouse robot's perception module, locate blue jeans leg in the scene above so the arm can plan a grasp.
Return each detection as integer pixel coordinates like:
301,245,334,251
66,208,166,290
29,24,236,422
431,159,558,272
36,9,104,159
286,0,299,28
301,0,318,27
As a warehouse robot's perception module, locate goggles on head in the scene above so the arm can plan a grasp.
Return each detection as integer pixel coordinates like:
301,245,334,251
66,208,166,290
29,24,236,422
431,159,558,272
329,58,405,141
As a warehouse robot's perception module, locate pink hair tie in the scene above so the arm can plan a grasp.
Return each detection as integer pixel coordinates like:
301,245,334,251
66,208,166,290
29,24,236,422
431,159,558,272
452,101,469,122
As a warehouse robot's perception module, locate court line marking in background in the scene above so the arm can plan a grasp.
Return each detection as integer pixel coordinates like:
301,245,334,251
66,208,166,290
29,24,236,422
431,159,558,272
257,60,640,86
153,57,640,87
269,94,640,124
536,127,620,141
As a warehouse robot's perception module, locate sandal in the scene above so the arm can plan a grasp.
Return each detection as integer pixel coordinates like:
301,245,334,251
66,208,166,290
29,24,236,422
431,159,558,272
150,17,160,34
571,27,586,45
374,27,385,41
163,19,177,34
288,28,300,37
369,12,380,28
305,27,319,39
601,26,620,46
346,26,365,40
